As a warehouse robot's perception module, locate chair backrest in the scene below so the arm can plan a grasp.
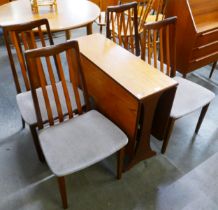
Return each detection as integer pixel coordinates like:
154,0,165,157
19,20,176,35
24,40,89,129
138,0,155,32
151,0,167,21
106,2,140,56
141,16,177,77
2,19,54,94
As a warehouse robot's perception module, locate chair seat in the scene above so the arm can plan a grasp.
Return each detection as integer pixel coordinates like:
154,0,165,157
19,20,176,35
170,77,215,119
16,81,85,125
39,110,128,176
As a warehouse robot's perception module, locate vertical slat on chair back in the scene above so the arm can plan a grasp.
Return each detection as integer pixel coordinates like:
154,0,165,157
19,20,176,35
106,2,140,56
141,17,177,77
2,19,54,93
25,40,88,129
138,0,155,32
152,0,167,21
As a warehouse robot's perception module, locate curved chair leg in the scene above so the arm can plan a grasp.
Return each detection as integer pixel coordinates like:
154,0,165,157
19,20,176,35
117,148,125,180
21,117,25,129
195,104,210,134
29,125,45,162
57,176,68,209
209,61,217,79
161,117,176,154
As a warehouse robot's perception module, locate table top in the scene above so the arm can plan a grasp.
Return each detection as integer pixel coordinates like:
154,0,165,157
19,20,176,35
0,0,100,32
77,33,178,100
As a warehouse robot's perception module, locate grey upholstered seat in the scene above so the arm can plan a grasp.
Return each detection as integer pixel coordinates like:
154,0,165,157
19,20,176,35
171,77,215,119
16,81,85,125
38,110,128,177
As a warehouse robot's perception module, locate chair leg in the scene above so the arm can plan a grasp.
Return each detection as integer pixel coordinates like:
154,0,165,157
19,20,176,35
100,25,103,34
209,61,217,79
21,117,25,129
195,104,210,134
29,125,45,162
161,117,176,154
57,176,68,209
117,148,125,180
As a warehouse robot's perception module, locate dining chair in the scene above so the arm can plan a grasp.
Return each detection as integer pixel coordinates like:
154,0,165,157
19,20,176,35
120,0,156,33
2,19,85,162
146,0,166,23
141,17,215,153
106,2,140,56
24,40,128,208
94,0,121,33
209,61,217,79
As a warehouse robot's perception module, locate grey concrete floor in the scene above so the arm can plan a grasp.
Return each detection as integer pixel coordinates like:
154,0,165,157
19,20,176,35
0,25,217,210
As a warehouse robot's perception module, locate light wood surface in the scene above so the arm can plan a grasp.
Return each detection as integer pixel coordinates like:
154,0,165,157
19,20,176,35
0,0,9,6
77,34,177,170
78,34,177,100
165,0,218,76
189,0,218,33
0,0,100,33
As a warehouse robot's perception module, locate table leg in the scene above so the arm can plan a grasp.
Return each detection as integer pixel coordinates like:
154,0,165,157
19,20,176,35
86,23,93,35
65,30,71,40
124,86,177,170
152,86,177,140
124,93,161,171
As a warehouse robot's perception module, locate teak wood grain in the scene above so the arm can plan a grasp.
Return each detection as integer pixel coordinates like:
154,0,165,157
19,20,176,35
0,0,9,6
165,0,218,77
106,2,140,56
0,0,100,38
77,34,177,169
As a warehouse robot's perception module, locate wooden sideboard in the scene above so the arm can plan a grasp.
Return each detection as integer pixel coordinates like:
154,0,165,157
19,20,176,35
165,0,218,77
77,34,178,170
0,0,9,5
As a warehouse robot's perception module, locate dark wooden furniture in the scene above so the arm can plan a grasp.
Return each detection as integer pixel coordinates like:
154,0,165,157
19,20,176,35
165,0,218,77
209,61,217,78
141,17,215,153
2,19,54,162
0,0,9,5
106,2,140,56
77,33,178,170
25,40,128,209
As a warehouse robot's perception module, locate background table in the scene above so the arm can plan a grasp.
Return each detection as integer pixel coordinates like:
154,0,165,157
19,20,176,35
0,0,100,39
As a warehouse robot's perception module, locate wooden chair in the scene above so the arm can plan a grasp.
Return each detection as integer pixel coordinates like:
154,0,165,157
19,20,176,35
106,2,140,56
141,17,215,153
24,40,128,208
92,0,121,33
2,19,85,162
146,0,166,23
121,0,156,32
209,61,217,79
